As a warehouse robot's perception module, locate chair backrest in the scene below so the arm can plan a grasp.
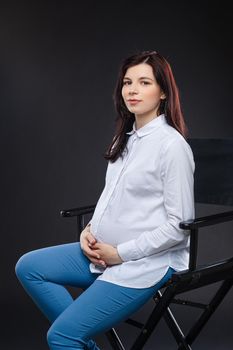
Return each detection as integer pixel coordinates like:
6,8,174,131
187,138,233,206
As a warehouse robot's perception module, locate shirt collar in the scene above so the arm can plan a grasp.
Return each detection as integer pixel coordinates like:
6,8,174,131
126,114,166,138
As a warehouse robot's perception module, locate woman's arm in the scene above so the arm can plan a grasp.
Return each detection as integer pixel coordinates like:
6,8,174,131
116,137,195,262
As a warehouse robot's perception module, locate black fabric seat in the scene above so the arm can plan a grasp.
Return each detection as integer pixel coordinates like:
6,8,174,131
60,138,233,350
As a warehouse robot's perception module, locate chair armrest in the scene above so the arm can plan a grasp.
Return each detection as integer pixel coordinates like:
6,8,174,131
179,210,233,230
60,204,96,218
170,257,233,293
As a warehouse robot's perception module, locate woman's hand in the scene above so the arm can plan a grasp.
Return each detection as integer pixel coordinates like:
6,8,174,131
80,226,106,267
91,242,123,266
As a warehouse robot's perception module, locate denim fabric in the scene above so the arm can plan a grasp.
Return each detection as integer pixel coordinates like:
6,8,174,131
16,242,175,350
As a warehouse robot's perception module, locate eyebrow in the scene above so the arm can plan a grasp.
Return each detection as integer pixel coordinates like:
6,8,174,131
123,76,154,81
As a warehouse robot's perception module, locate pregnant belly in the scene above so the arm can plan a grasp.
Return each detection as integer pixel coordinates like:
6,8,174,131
94,217,136,247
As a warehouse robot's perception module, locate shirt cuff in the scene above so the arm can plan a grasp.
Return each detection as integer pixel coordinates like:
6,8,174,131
117,239,143,262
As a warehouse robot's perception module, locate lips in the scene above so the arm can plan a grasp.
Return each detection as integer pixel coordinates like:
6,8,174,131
127,99,142,105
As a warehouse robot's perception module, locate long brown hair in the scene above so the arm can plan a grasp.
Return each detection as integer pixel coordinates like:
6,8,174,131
103,50,188,163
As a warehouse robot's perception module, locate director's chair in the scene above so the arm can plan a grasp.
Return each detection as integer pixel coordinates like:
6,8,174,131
60,138,233,349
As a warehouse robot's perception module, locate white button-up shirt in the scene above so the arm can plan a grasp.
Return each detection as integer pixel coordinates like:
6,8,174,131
88,114,195,288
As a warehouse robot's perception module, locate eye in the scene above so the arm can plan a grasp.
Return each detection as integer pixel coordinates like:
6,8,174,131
122,81,131,85
141,81,150,85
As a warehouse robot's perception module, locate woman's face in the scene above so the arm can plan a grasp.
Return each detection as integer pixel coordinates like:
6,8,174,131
121,63,166,122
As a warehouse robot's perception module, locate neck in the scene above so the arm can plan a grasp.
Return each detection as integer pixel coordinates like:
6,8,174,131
135,113,159,130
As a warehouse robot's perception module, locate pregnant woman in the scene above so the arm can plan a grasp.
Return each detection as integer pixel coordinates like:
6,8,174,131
15,50,195,350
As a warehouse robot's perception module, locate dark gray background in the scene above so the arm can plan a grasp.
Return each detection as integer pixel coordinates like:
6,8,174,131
1,1,233,349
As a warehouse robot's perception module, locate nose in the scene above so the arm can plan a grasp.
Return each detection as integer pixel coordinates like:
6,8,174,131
128,85,138,95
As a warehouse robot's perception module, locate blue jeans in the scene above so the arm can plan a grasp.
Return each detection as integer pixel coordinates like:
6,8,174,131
15,242,175,350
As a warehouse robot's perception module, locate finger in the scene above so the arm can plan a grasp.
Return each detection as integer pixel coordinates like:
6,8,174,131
83,251,106,266
88,248,102,257
83,245,101,259
89,258,107,267
90,243,102,250
91,242,100,247
86,233,96,245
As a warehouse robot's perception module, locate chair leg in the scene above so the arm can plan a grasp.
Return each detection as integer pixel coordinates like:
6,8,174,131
130,285,177,350
163,308,192,350
155,290,192,350
186,278,233,345
177,343,192,350
105,328,126,350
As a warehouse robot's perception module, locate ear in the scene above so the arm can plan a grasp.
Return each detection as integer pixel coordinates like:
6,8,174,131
160,92,166,100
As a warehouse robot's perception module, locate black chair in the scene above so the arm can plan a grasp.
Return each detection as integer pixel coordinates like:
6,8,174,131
60,138,233,350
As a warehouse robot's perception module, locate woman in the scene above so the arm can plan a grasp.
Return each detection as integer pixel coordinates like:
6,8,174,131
15,50,195,350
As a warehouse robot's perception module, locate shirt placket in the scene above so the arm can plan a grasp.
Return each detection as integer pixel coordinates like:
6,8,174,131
95,134,138,233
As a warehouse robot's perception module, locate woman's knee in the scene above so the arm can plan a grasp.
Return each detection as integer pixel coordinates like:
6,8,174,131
47,326,64,349
15,249,41,282
47,323,85,349
47,326,57,349
15,251,31,280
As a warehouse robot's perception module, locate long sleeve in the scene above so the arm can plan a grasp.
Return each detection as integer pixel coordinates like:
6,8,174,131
117,138,195,262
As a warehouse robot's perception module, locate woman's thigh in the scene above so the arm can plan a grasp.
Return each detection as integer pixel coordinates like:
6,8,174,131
47,267,174,347
16,242,98,288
